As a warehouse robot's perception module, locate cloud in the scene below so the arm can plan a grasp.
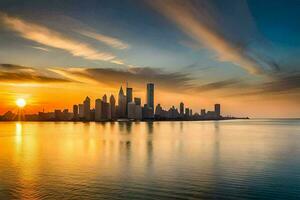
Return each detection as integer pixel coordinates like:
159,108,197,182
78,30,129,50
193,79,241,92
0,13,115,62
49,66,193,91
0,64,71,83
148,0,277,75
31,46,50,52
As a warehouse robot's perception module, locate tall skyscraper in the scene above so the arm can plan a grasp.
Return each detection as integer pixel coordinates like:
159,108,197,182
147,83,154,109
180,102,184,115
73,105,78,120
215,104,221,116
127,102,136,119
110,95,116,120
118,86,126,118
95,99,102,121
83,96,91,121
78,104,84,118
102,94,107,103
126,87,133,104
126,86,132,115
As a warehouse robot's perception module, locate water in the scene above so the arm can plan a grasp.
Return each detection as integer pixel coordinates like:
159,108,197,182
0,119,300,199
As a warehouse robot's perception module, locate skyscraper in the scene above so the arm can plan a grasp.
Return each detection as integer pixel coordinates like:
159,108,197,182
215,104,221,116
95,99,102,121
126,87,132,104
147,83,154,109
102,94,107,103
83,96,90,121
118,86,126,118
126,86,132,115
180,102,184,116
78,104,84,118
110,95,116,120
127,102,136,119
73,105,78,120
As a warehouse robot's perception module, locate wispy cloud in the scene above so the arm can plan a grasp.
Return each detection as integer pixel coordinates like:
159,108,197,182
148,0,276,75
0,64,71,83
78,30,129,50
2,63,300,100
0,13,115,62
31,46,50,52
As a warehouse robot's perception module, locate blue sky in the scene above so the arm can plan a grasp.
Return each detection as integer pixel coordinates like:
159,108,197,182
0,0,300,117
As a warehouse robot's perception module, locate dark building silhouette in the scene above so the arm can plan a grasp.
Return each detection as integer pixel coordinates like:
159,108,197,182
95,99,102,121
83,96,91,121
147,83,154,109
134,97,141,106
201,109,206,116
215,104,221,116
118,86,126,118
180,102,184,116
185,108,190,117
110,95,116,120
73,105,79,120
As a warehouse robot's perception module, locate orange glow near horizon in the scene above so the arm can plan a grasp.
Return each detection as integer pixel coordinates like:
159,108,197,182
0,80,300,118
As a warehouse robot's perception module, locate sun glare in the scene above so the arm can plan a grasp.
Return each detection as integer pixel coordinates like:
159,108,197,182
16,98,26,108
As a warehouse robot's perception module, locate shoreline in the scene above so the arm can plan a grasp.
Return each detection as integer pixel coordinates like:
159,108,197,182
0,117,249,122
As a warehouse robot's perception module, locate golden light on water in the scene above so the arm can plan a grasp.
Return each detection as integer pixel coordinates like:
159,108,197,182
16,98,26,108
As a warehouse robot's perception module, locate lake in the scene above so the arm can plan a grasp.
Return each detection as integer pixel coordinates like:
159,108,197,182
0,120,300,199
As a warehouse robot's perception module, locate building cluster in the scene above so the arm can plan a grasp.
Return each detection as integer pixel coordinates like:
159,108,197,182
0,83,225,121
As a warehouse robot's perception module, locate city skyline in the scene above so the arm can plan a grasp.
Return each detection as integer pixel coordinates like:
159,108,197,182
1,83,233,121
0,0,300,118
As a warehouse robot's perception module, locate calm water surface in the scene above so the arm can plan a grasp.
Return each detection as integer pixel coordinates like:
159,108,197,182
0,119,300,199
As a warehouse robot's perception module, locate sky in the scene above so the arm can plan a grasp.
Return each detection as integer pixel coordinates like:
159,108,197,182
0,0,300,117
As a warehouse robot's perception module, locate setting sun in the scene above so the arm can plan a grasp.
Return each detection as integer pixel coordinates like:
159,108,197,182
16,98,26,108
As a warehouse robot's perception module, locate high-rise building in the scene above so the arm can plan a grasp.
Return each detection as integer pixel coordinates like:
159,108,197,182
147,83,154,109
127,102,136,119
102,101,110,120
215,104,221,116
95,99,102,121
83,96,91,121
78,104,84,118
126,87,132,115
135,105,142,120
102,94,107,103
185,108,190,117
142,104,154,119
126,87,132,104
134,97,141,106
180,102,184,115
118,86,126,118
190,109,193,117
110,95,116,120
73,105,78,120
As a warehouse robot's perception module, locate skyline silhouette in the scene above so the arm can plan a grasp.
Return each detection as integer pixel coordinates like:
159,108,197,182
0,83,245,122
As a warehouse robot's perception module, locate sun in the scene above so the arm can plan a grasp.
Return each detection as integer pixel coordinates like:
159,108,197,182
16,98,26,108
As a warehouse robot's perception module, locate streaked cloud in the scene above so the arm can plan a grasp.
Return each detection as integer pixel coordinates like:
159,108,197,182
0,64,71,83
0,13,115,62
148,0,276,75
1,63,300,102
31,46,50,52
78,30,129,50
